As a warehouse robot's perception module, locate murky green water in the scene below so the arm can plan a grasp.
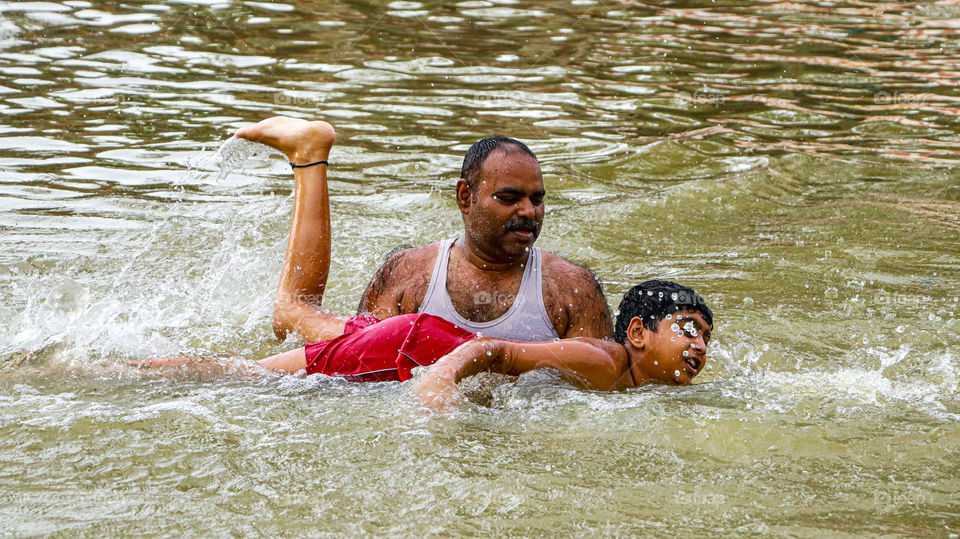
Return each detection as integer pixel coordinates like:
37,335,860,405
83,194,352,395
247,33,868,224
1,0,958,536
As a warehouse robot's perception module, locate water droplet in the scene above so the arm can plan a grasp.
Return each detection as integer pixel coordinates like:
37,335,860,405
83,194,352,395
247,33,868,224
665,314,673,320
682,350,690,357
671,292,678,301
674,370,681,377
743,297,755,306
671,323,681,333
653,361,658,365
486,351,492,356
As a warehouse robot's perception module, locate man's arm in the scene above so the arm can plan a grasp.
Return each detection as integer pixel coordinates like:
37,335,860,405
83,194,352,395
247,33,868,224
416,337,627,409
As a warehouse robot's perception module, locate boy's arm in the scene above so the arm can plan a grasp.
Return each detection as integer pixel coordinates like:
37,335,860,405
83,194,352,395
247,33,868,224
417,338,627,409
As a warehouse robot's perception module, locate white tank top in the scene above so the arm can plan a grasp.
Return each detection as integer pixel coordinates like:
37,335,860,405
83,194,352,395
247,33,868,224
417,239,560,341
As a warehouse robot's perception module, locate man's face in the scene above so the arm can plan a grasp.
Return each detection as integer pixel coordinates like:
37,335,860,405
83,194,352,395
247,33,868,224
462,148,545,261
642,310,711,384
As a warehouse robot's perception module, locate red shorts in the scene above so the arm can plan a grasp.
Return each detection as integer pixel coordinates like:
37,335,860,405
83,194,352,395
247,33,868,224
303,313,477,382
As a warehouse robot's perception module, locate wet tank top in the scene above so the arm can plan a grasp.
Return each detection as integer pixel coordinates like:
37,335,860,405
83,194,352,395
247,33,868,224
418,238,560,341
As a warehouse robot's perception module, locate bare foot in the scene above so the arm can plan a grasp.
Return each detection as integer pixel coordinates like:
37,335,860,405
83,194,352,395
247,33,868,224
235,116,335,165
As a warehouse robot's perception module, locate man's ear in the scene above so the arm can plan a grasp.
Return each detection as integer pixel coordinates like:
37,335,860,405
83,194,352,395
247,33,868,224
626,316,648,349
455,179,472,214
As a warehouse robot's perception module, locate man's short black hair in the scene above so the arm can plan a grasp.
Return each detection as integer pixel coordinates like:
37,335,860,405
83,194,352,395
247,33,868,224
614,280,713,343
460,136,537,191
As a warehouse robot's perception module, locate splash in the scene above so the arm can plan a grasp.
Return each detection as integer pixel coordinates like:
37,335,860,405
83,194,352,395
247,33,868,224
212,136,276,181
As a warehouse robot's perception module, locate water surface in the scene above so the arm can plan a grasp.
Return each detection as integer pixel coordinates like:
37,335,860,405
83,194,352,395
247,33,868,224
1,0,958,536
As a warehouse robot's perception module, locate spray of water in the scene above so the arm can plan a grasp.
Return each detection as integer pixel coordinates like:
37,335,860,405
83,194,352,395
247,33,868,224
212,137,276,181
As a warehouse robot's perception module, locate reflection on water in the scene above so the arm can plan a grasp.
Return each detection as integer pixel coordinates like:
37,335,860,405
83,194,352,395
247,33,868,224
1,1,958,536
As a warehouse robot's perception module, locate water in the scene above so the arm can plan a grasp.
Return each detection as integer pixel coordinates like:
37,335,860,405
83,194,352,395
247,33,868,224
1,0,959,535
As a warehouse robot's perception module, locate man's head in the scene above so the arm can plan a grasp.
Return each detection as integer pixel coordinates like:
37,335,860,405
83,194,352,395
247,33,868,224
456,136,544,262
615,280,714,384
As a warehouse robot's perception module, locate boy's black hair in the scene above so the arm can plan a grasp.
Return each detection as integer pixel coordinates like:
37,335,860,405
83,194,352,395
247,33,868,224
460,136,537,191
614,280,713,343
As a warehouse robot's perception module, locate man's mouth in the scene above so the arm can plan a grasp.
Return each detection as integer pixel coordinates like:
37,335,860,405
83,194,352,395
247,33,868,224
504,217,539,242
683,356,701,375
509,229,534,240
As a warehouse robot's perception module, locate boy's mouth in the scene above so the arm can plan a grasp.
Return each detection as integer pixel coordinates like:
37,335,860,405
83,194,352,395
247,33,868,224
683,356,701,374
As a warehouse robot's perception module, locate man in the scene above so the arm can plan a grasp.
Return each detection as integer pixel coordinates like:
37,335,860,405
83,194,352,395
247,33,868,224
235,116,612,343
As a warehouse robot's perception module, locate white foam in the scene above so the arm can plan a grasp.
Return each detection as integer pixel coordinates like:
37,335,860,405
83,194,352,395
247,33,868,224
211,136,276,181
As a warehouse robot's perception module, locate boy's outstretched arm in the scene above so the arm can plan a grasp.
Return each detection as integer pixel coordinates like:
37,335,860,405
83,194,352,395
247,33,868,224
416,338,628,410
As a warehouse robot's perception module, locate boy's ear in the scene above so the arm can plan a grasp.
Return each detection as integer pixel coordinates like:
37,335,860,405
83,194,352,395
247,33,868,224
626,316,648,349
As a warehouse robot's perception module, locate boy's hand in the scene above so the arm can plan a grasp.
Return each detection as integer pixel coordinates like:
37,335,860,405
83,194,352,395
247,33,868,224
416,363,463,412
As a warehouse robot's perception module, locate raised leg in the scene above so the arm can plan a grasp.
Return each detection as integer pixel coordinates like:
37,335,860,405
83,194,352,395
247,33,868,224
236,116,349,342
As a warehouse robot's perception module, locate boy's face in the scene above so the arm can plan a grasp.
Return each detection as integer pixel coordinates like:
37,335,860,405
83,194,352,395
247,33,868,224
641,309,711,384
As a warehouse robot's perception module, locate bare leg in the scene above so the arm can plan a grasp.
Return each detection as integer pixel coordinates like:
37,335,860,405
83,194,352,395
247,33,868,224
235,117,349,342
133,347,307,377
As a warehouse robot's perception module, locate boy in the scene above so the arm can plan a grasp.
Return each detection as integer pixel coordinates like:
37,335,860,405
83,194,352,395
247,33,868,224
416,280,712,408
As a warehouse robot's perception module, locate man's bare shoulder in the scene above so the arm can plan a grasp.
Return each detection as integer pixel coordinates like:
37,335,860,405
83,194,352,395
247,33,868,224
539,250,604,291
358,241,442,316
381,241,441,273
538,249,614,339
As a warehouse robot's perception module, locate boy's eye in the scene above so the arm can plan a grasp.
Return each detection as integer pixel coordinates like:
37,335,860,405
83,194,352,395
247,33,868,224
682,321,698,338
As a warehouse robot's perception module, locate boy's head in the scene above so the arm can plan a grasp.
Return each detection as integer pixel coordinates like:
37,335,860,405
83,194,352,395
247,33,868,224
615,280,714,384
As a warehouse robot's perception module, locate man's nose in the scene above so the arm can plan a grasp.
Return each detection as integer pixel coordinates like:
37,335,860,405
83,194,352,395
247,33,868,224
516,198,535,218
